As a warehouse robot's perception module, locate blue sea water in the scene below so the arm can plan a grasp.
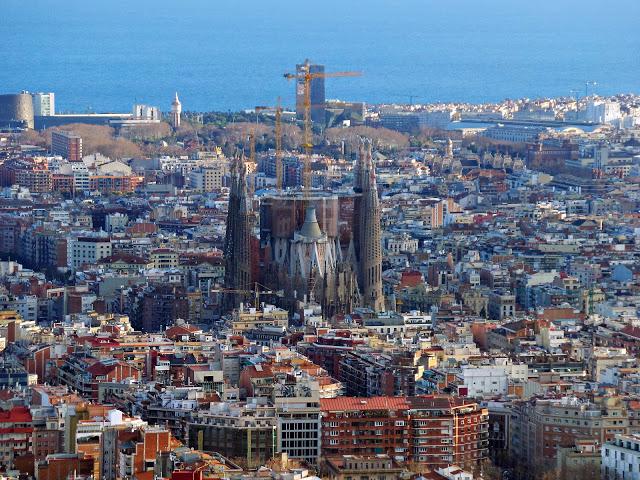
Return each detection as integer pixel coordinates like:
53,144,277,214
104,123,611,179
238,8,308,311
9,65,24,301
1,0,639,113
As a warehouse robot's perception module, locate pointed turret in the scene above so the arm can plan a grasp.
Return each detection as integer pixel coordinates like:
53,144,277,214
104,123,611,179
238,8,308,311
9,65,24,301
353,139,366,193
223,152,252,310
299,205,323,240
356,139,384,312
170,92,182,128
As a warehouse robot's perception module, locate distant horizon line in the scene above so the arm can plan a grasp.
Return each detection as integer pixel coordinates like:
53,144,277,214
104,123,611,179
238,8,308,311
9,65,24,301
39,90,639,118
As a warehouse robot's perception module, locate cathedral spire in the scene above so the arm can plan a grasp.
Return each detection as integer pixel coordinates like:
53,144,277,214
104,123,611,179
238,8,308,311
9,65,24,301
353,138,367,193
224,151,252,310
356,139,384,311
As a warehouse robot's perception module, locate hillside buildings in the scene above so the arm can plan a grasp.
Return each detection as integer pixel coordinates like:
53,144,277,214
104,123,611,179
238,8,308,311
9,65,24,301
0,91,639,478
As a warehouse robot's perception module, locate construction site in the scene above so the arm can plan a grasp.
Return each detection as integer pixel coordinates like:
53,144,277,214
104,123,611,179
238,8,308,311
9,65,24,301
222,60,384,317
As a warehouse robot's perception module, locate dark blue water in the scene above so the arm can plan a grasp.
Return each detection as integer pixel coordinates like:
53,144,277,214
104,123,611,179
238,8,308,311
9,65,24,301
2,0,639,113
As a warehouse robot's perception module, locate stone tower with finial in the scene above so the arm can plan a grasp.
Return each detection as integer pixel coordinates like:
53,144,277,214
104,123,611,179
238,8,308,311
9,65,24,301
223,152,252,310
355,139,385,311
445,137,453,157
170,92,182,128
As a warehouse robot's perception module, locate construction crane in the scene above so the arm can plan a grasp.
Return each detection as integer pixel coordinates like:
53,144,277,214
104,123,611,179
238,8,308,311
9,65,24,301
275,97,283,191
255,99,284,191
245,131,256,198
211,282,283,310
585,80,597,99
249,131,256,165
284,63,361,192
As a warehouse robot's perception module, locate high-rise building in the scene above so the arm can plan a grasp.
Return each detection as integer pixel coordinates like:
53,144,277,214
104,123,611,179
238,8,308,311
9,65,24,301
354,140,384,311
170,92,181,128
0,93,34,129
31,92,55,116
223,155,252,310
585,100,621,124
51,130,83,161
296,59,325,125
101,424,172,480
132,103,160,120
0,406,33,471
15,168,52,194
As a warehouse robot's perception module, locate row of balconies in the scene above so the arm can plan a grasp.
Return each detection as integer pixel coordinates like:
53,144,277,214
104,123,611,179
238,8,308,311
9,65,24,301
337,429,410,437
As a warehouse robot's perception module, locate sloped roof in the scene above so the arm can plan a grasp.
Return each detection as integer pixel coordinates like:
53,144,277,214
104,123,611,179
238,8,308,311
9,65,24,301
0,406,32,423
320,396,409,412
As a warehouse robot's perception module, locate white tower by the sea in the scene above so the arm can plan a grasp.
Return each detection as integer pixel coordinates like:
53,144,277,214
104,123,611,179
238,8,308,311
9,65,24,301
170,92,182,128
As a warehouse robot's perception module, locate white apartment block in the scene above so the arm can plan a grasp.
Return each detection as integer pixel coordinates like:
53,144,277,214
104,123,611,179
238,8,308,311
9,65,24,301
68,237,112,269
189,164,225,192
31,92,55,116
460,359,528,398
602,434,640,480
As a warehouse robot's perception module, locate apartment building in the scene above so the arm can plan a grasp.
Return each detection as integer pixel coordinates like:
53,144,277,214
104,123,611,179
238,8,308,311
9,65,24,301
189,164,226,192
273,377,321,465
510,395,629,469
68,236,112,269
187,398,277,469
320,395,488,468
51,130,82,161
602,434,640,480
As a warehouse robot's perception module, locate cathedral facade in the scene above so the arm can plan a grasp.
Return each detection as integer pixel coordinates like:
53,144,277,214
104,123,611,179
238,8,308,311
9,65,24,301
258,140,384,316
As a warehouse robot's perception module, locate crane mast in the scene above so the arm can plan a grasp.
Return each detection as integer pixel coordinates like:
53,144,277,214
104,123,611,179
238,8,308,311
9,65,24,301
275,97,283,191
284,64,361,195
247,131,256,198
255,102,284,192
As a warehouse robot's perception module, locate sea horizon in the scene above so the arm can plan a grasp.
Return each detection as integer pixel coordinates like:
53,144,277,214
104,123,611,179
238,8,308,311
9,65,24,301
2,0,639,113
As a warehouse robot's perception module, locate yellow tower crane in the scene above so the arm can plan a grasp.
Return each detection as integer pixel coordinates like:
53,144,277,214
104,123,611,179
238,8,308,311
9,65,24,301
275,97,283,191
246,131,256,198
255,100,284,191
284,65,361,193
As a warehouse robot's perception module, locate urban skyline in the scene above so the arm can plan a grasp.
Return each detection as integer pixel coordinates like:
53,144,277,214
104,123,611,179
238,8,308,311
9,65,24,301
1,2,639,480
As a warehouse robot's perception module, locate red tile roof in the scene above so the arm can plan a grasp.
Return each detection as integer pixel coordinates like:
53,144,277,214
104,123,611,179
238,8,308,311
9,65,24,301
0,406,32,424
400,270,424,288
320,396,410,412
321,395,478,413
620,325,640,340
165,324,201,339
628,401,640,411
86,361,118,376
242,364,274,378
